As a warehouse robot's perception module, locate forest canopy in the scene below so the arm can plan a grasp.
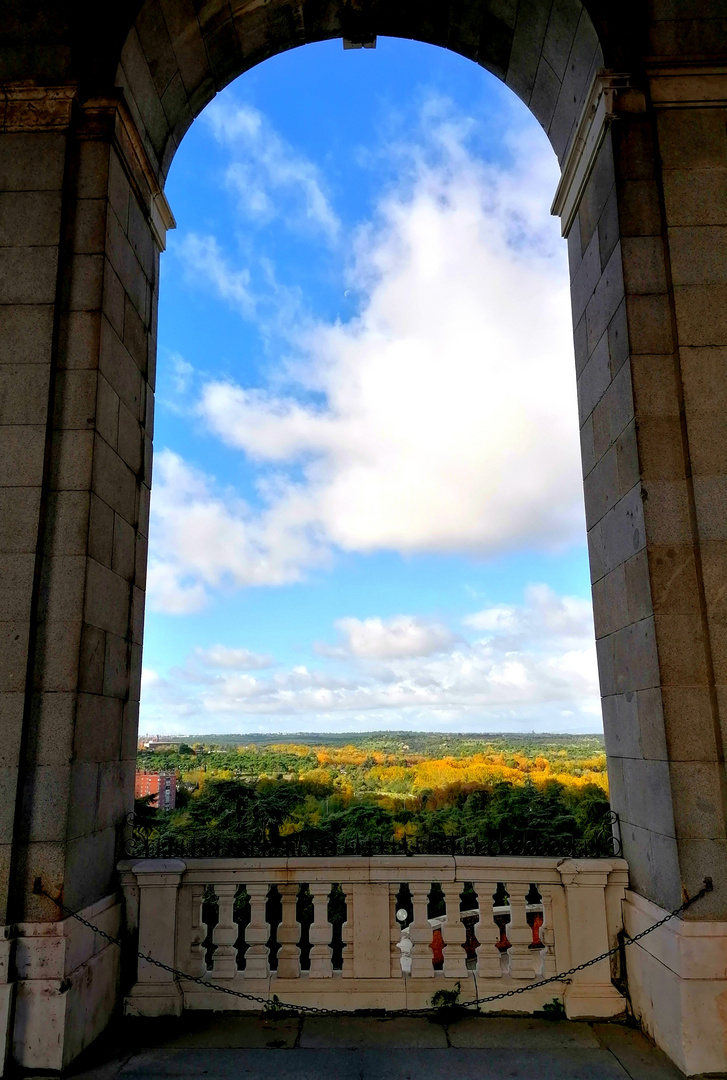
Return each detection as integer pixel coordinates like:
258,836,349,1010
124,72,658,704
136,734,612,855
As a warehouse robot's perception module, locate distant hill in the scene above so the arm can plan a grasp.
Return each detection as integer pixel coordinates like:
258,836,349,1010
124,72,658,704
143,731,605,753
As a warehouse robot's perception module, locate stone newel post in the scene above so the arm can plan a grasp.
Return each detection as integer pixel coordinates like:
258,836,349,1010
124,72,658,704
124,860,185,1017
557,860,625,1019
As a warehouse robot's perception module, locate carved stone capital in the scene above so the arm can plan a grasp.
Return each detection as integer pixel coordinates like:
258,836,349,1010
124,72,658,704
78,94,175,250
551,71,643,238
0,83,175,250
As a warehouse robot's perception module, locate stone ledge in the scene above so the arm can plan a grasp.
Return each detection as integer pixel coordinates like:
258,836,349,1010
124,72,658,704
624,889,727,980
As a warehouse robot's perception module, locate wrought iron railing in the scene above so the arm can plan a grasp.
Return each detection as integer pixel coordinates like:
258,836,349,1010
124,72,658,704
124,811,621,860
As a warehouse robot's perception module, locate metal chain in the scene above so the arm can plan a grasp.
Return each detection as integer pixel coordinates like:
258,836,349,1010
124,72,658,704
35,876,712,1018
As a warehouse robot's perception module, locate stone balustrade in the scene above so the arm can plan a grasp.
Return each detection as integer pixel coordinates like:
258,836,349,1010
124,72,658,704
118,856,628,1019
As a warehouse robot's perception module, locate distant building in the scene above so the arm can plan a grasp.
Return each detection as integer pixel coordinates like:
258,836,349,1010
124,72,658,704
138,734,181,750
135,771,176,810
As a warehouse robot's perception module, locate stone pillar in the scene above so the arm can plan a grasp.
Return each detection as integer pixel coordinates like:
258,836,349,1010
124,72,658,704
554,68,727,1068
555,68,727,918
124,860,185,1017
557,860,625,1018
0,82,173,1069
351,884,390,979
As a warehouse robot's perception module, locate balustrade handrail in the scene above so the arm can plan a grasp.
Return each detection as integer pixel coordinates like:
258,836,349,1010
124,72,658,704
117,850,630,1022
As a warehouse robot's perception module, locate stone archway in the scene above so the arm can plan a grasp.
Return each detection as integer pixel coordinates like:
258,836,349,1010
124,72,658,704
1,0,727,1073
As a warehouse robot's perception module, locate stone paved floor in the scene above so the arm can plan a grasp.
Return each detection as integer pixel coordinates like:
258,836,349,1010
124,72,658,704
61,1014,687,1080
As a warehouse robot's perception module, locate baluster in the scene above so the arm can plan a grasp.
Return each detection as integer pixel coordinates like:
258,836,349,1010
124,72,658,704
539,886,557,979
429,916,446,970
492,881,512,976
525,883,546,978
409,884,434,977
390,884,403,977
188,884,207,977
507,883,532,980
211,882,238,979
308,883,333,978
276,883,301,978
475,882,503,979
442,884,468,979
341,885,354,977
244,883,270,979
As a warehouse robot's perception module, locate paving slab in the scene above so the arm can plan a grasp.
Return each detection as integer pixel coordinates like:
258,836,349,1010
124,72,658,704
59,1015,688,1080
447,1015,601,1048
593,1024,686,1080
300,1014,447,1048
125,1014,299,1049
116,1046,632,1079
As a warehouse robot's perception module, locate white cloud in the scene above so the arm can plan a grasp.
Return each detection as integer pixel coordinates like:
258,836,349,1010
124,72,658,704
192,110,582,585
194,644,274,670
324,615,456,659
140,586,600,733
465,584,594,647
170,353,194,395
204,98,340,240
153,104,586,620
146,450,329,614
177,233,255,316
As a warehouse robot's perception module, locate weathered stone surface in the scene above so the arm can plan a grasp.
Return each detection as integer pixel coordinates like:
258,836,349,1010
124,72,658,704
1,10,727,1079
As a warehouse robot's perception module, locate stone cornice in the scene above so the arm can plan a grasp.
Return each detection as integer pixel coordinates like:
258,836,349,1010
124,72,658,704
647,63,727,108
551,71,638,239
0,83,175,250
0,84,76,132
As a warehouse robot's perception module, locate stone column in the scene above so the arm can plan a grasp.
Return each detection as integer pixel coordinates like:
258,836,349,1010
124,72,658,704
555,69,727,1068
1,83,172,922
0,81,173,1069
555,69,727,919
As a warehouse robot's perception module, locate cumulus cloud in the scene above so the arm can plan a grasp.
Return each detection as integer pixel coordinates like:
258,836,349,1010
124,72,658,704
176,233,256,317
146,450,329,614
465,584,594,646
194,110,581,576
140,586,600,734
152,102,584,615
194,644,274,670
204,98,340,240
322,615,457,659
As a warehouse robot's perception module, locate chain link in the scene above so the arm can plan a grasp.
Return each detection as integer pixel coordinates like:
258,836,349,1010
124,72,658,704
35,876,712,1018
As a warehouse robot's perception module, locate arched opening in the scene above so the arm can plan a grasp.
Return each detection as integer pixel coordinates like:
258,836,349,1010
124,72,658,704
139,36,608,855
116,0,604,175
6,0,727,1071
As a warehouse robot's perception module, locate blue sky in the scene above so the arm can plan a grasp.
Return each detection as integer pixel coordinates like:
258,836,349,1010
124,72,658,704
140,38,601,737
